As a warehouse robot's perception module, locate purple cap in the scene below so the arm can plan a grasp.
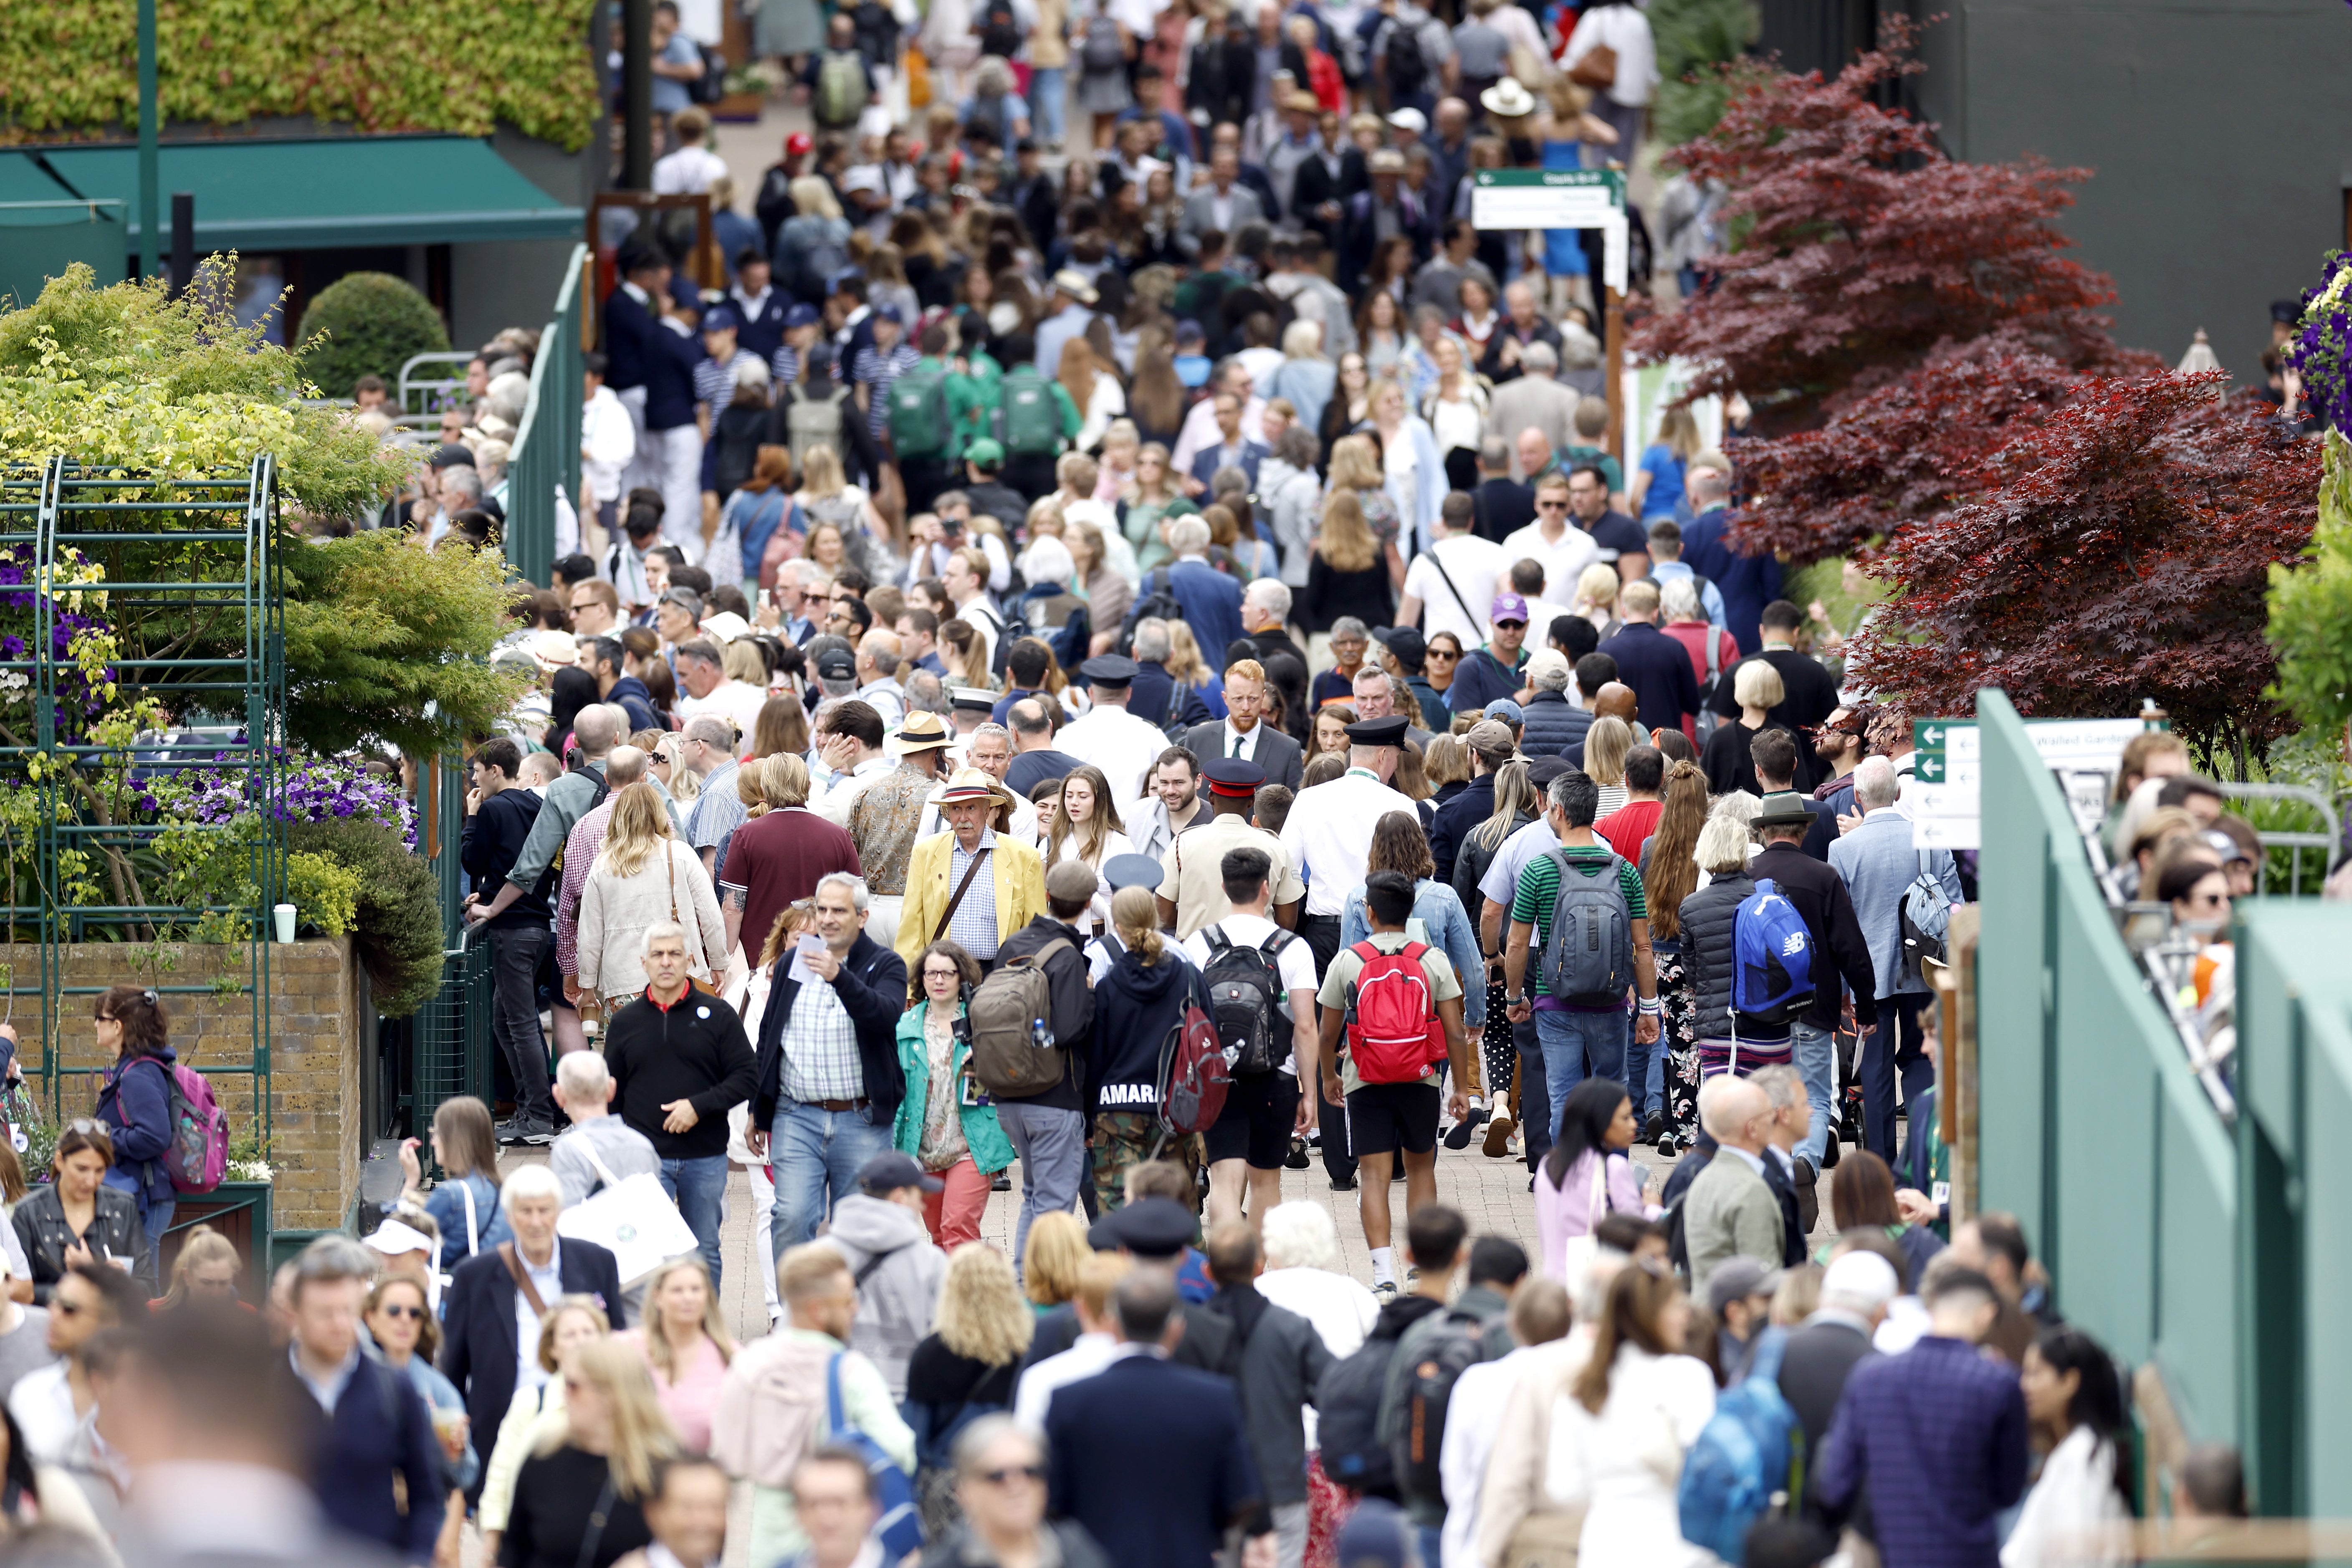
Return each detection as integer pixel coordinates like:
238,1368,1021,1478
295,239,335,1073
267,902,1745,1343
1490,591,1530,626
874,303,905,325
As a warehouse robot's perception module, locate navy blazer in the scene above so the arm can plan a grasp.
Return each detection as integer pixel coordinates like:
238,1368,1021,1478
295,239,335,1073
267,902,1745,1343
750,929,909,1126
300,1356,446,1562
1595,621,1704,737
644,320,702,432
1187,439,1270,493
1181,718,1304,794
1165,560,1247,675
1045,1354,1264,1568
1130,662,1216,736
438,1237,626,1497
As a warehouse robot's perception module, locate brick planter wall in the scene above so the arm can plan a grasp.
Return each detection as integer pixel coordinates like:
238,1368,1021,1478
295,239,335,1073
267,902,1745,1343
1,938,363,1231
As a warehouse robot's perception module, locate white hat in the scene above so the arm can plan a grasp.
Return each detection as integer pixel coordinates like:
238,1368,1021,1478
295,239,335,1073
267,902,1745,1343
526,629,579,672
1386,106,1428,134
364,1218,436,1258
700,610,754,644
1480,78,1536,118
1821,1250,1901,1311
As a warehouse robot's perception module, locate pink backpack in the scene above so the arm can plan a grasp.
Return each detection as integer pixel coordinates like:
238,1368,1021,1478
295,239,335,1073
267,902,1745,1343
140,1058,230,1194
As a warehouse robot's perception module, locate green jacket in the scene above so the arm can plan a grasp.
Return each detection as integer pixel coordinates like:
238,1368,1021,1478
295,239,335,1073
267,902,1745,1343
892,1002,1015,1173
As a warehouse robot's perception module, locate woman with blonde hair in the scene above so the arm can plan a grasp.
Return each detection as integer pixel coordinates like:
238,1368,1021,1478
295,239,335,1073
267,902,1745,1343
938,619,997,691
722,639,768,690
1094,418,1143,500
775,177,849,298
1419,336,1489,492
1060,336,1128,455
1583,715,1635,819
504,1338,678,1568
1573,561,1622,639
1121,442,1185,573
1631,404,1704,523
1042,765,1133,934
1325,432,1405,582
651,733,699,804
1161,620,1224,715
795,442,890,559
1070,522,1133,658
1302,488,1395,653
574,782,728,1006
1021,1211,1092,1313
154,1222,244,1309
618,1258,734,1455
903,1243,1038,1534
1700,658,1788,799
478,1296,614,1563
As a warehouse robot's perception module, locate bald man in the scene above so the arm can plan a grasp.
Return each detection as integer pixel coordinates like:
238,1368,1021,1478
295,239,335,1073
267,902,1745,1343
1591,682,1639,727
1681,1077,1787,1300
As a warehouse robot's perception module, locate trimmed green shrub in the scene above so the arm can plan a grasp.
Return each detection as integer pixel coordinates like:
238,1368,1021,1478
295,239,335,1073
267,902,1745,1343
288,817,444,1016
295,272,450,400
1651,0,1762,149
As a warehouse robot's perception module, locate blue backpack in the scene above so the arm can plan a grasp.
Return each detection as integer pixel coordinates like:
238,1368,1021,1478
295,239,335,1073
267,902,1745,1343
1677,1328,1803,1564
1729,878,1815,1029
826,1353,923,1560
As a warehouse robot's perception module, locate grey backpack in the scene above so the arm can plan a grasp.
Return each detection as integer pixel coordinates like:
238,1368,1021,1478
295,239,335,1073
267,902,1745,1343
1538,847,1635,1006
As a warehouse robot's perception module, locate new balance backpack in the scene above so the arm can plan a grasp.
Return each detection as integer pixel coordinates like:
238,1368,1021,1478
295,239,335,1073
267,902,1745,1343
998,366,1063,454
966,938,1073,1098
1202,926,1296,1076
1157,973,1230,1136
1900,850,1953,982
1537,848,1635,1007
888,362,952,458
1343,940,1447,1084
1678,1328,1804,1565
1730,878,1816,1028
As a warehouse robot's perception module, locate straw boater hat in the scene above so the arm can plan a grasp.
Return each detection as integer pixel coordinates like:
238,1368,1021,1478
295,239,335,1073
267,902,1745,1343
888,711,954,756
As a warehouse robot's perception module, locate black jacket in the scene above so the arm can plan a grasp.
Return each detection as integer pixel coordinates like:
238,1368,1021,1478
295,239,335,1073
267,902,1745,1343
13,1184,149,1301
1760,1151,1807,1266
1452,810,1535,930
751,930,909,1125
1677,871,1790,1044
995,916,1097,1113
1748,842,1879,1030
1290,152,1349,249
1596,622,1704,737
1708,648,1840,791
604,989,760,1159
439,1237,627,1497
1427,771,1493,887
1202,1285,1333,1509
1517,688,1585,760
1186,38,1258,142
1472,478,1535,546
461,787,548,926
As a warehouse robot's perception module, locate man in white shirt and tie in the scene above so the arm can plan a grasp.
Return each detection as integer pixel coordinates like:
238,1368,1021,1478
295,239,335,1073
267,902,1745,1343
1182,658,1304,792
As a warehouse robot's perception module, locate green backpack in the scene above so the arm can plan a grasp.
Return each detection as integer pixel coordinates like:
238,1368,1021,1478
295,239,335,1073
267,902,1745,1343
888,362,953,459
998,366,1062,456
815,50,869,129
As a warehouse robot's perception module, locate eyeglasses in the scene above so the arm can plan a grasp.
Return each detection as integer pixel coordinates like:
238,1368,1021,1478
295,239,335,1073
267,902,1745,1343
977,1464,1047,1486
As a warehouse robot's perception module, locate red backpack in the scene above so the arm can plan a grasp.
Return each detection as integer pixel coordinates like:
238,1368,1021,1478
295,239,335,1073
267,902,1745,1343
1342,940,1448,1084
1156,974,1231,1139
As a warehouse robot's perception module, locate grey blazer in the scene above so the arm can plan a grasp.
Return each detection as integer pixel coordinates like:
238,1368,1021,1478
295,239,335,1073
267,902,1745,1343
1827,805,1963,1001
1178,185,1267,257
1183,719,1305,793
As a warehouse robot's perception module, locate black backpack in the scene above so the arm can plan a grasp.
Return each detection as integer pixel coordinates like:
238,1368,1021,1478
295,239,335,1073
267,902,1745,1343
1384,21,1428,97
692,43,729,105
979,0,1021,57
1201,926,1296,1076
1391,1310,1493,1509
1118,567,1187,655
1317,1335,1406,1495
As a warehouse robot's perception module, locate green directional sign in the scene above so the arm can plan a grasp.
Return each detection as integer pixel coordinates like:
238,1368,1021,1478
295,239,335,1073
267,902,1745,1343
1914,719,1971,753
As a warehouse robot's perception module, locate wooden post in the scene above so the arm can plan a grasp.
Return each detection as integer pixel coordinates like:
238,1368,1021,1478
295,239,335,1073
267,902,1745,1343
1603,284,1624,465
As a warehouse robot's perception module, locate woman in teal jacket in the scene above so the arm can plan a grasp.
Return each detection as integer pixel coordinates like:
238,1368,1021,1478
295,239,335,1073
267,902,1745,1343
895,939,1015,1251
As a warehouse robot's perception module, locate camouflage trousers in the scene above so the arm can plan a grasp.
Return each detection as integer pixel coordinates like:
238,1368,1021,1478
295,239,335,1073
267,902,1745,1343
1090,1111,1203,1215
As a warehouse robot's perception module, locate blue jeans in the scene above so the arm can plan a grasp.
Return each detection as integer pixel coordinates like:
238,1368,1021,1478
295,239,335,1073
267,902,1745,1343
1533,1008,1630,1136
1791,1019,1836,1169
658,1155,730,1292
769,1099,894,1262
1030,66,1066,145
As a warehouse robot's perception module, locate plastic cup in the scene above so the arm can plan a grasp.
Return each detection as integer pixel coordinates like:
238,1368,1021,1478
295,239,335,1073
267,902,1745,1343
272,903,296,944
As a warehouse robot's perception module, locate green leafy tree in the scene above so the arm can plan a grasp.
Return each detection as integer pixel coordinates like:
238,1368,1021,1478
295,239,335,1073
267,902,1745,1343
296,273,451,400
288,819,444,1014
2267,429,2352,745
1649,0,1762,147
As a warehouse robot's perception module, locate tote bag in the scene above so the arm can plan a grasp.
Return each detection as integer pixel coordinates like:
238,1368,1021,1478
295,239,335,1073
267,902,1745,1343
556,1145,701,1284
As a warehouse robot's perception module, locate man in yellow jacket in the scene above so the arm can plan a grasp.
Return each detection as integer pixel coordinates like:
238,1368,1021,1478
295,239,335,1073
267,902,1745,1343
896,768,1047,973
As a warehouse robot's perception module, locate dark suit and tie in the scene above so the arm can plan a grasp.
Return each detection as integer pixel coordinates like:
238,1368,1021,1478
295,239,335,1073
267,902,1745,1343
1182,718,1305,792
439,1237,626,1496
1045,1351,1264,1568
1188,438,1271,493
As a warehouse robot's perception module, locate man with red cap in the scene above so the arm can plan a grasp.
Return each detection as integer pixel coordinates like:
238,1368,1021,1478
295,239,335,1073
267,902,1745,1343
755,130,817,252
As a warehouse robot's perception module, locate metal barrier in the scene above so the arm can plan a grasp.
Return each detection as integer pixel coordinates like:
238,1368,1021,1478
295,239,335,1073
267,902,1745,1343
2218,781,2338,895
503,243,589,587
410,933,495,1156
399,352,477,417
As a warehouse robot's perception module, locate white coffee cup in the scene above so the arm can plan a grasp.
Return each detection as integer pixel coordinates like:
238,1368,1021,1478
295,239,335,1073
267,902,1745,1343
273,903,297,944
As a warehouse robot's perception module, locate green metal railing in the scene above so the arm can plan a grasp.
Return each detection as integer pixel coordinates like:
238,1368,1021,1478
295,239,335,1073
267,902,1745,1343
1977,688,2352,1515
505,243,589,587
0,457,281,1135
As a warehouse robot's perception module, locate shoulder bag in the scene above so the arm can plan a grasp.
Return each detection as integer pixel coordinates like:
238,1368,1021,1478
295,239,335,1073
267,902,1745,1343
929,846,995,943
556,1142,701,1285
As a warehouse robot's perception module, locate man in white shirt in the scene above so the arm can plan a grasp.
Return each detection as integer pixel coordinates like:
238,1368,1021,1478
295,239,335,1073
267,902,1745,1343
649,106,730,194
7,1260,130,1471
941,546,1005,674
852,630,907,730
673,637,767,749
1397,492,1510,650
1183,843,1319,1229
1181,658,1305,793
1055,657,1177,808
813,700,899,826
580,354,638,529
1501,470,1603,602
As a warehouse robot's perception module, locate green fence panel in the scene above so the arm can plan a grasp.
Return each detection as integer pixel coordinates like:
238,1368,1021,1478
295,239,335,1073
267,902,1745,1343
1975,691,2054,1254
2301,1004,2352,1515
505,243,586,588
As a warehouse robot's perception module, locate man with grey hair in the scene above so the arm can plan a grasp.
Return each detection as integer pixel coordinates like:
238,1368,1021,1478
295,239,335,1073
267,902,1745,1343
1130,619,1214,739
853,629,907,728
903,668,948,718
1776,1248,1897,1461
948,1416,1097,1568
1164,512,1247,665
681,713,747,878
675,635,766,741
1829,754,1962,1161
1486,337,1579,479
547,1048,660,1209
1350,666,1433,751
1750,1062,1813,1259
1240,578,1310,730
603,919,756,1290
805,633,860,701
420,463,484,546
917,721,1040,847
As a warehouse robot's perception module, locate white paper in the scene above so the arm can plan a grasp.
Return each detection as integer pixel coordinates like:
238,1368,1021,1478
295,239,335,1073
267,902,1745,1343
786,934,827,987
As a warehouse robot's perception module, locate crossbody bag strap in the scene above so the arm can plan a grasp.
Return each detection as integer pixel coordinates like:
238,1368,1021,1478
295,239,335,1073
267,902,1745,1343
580,1141,624,1195
497,1241,549,1318
573,1477,620,1568
931,847,994,943
668,840,682,926
1423,544,1481,641
460,1180,480,1254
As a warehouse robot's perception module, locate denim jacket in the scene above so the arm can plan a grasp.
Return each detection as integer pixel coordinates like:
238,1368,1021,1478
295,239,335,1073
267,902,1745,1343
892,1004,1016,1174
1338,875,1486,1029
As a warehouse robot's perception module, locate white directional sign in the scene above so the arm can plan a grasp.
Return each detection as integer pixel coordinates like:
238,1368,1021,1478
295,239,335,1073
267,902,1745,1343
1908,718,2148,850
1470,170,1628,292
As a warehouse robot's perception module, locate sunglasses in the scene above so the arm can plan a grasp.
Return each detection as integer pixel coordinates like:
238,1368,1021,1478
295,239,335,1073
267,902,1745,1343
2188,891,2230,908
1537,498,1568,510
1426,649,1458,661
377,1302,427,1320
64,1118,111,1136
979,1464,1047,1486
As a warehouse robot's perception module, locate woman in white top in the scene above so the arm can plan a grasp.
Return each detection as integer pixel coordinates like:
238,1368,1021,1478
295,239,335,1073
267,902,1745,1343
573,782,730,1007
1568,1264,1717,1568
1041,765,1133,934
2003,1325,2132,1568
1419,336,1489,494
1563,0,1659,158
1059,336,1129,455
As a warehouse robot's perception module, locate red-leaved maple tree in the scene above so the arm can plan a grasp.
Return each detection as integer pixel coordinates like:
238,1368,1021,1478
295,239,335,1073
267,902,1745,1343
1851,374,2319,762
1631,24,2124,430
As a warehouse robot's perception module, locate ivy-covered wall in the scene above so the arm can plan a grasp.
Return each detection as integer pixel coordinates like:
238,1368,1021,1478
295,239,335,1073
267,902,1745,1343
0,0,600,151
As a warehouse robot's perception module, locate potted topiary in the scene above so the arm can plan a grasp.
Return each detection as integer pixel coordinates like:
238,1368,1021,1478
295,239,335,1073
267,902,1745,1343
295,272,451,401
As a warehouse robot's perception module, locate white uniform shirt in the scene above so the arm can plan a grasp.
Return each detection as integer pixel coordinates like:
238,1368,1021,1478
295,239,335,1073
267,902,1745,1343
1500,519,1603,603
1403,534,1511,649
1055,701,1174,808
1280,768,1421,916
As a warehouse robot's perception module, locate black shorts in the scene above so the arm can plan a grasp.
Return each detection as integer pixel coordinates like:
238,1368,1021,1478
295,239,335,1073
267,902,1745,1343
1204,1070,1302,1169
1345,1082,1441,1157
